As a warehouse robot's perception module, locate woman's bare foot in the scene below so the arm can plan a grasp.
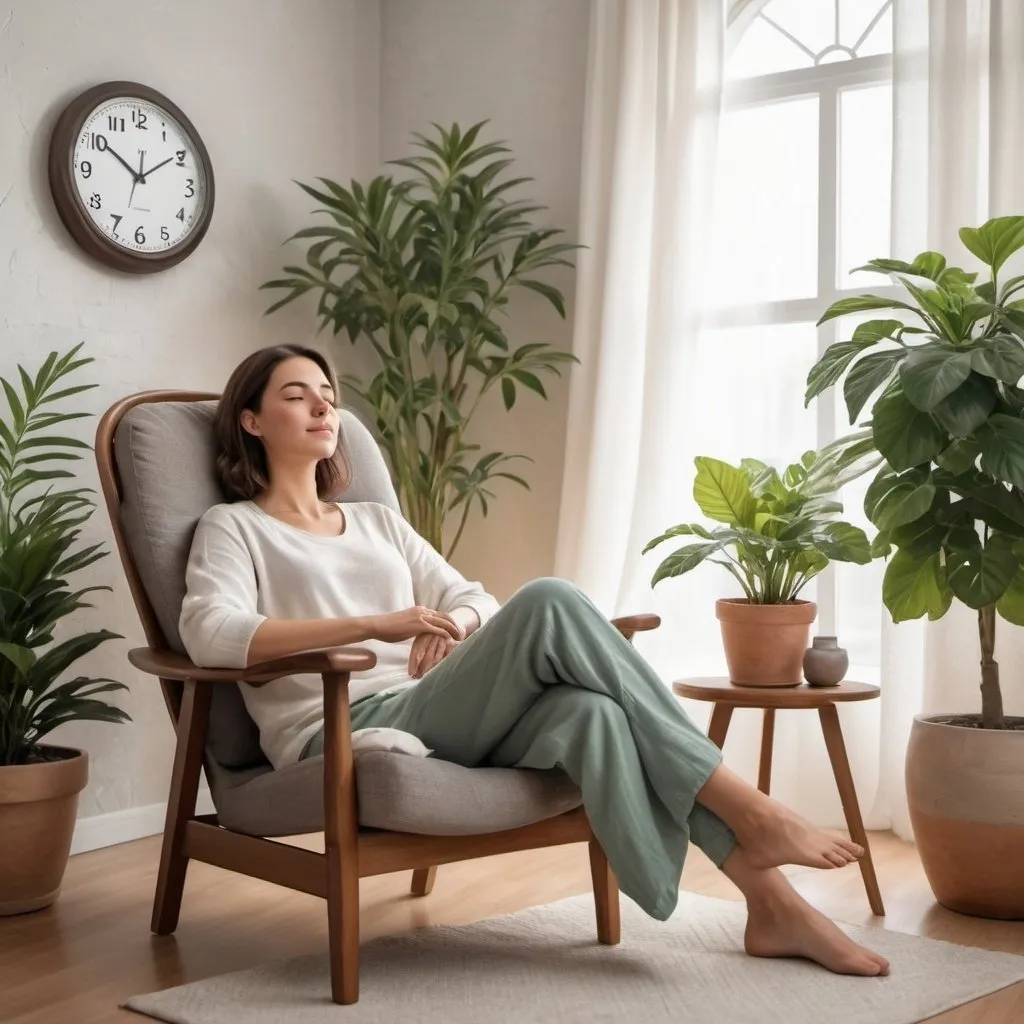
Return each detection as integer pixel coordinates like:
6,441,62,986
739,803,863,870
744,887,889,976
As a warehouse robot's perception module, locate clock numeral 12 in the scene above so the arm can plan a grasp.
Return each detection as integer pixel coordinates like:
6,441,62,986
131,109,148,130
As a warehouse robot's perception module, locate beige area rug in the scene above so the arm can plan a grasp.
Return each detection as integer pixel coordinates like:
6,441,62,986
122,892,1024,1024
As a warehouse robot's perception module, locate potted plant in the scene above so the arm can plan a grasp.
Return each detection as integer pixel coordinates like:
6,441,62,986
644,447,872,685
0,345,129,916
805,215,1024,918
261,121,578,556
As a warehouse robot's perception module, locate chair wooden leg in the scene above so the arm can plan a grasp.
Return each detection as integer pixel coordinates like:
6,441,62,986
152,679,211,935
818,704,885,916
588,837,620,945
324,677,361,1004
411,866,437,897
707,703,733,750
757,708,775,794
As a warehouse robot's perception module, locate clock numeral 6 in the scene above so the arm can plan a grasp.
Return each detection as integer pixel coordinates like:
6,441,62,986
135,226,146,245
160,226,170,242
184,178,195,198
88,193,101,210
80,160,92,179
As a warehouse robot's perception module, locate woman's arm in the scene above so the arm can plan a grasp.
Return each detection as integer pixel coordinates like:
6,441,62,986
245,616,376,666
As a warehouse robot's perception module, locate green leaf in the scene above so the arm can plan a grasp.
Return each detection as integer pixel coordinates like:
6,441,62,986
804,340,873,406
945,531,1018,608
501,377,516,410
0,641,37,674
996,566,1024,625
975,414,1024,488
970,335,1024,384
516,279,567,318
959,216,1024,274
899,345,973,411
865,468,936,531
936,437,981,474
844,350,905,423
813,522,871,563
882,550,952,622
817,295,920,326
692,457,756,527
871,389,949,470
852,319,909,343
930,374,996,437
642,523,713,554
650,542,724,586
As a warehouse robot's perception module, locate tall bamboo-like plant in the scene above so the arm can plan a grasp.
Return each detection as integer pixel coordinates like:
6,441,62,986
806,216,1024,730
262,122,578,556
0,345,128,766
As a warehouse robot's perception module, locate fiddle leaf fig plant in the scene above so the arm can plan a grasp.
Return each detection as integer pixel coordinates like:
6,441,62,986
0,345,129,766
262,121,578,556
805,215,1024,730
644,442,873,602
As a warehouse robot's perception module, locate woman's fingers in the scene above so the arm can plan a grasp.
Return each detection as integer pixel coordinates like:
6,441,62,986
422,611,462,639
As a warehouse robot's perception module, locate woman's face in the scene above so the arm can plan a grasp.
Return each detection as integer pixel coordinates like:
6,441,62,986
240,356,339,463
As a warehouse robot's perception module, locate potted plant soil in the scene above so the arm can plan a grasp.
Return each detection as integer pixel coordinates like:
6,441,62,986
0,345,129,915
806,216,1024,918
644,448,872,685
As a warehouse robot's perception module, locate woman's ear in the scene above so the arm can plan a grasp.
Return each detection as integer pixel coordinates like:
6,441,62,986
240,410,261,437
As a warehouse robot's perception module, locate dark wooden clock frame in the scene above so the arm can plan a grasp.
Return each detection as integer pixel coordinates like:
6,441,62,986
48,81,215,274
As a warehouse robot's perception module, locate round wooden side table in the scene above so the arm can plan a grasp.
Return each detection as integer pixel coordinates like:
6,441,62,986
672,677,884,916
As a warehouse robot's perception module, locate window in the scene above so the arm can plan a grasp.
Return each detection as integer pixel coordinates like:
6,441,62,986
697,0,895,678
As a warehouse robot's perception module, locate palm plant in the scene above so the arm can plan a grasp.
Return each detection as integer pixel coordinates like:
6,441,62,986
262,121,578,556
805,215,1024,730
0,345,128,766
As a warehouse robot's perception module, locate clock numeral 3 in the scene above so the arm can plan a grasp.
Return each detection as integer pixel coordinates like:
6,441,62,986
135,226,146,245
184,178,195,198
88,193,101,210
160,226,170,241
109,213,122,237
80,160,92,179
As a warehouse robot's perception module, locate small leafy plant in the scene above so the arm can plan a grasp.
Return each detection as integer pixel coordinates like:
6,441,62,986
644,446,872,602
805,215,1024,729
0,345,129,766
262,121,578,556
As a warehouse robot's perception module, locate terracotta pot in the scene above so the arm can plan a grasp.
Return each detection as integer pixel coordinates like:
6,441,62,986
906,715,1024,919
715,598,817,687
0,746,88,916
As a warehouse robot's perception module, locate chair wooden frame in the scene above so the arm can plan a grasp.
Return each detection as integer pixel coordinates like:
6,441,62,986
95,390,662,1004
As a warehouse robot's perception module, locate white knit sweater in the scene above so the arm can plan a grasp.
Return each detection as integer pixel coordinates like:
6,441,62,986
178,500,500,769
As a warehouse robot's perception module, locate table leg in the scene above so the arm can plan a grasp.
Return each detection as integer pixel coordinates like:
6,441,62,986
757,708,775,794
707,704,733,750
818,704,885,916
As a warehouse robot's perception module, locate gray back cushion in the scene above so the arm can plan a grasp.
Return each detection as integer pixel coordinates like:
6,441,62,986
114,399,400,768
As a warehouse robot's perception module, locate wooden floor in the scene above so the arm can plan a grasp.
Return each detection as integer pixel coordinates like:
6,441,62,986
1,830,1022,1023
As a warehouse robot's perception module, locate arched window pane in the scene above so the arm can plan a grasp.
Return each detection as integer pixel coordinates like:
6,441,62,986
855,6,894,57
728,16,814,79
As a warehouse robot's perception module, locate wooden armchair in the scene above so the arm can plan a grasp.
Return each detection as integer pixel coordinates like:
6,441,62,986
95,391,661,1004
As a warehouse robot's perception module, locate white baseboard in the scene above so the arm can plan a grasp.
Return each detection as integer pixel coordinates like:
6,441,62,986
70,788,217,856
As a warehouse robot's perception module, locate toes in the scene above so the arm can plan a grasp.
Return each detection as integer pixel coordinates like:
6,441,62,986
823,849,847,868
838,837,864,858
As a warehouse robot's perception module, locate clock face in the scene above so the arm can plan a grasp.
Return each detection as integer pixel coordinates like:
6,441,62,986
70,97,208,255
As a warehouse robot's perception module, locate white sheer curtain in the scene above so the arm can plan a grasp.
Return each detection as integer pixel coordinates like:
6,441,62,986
878,0,1024,838
557,0,1024,838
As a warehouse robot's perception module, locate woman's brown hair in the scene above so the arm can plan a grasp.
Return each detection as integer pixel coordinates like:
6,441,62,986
213,344,353,501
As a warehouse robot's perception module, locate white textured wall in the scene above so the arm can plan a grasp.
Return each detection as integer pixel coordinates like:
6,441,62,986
0,0,380,829
379,0,591,599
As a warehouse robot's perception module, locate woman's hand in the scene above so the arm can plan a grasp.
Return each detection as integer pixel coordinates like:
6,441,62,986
368,606,463,644
408,631,460,678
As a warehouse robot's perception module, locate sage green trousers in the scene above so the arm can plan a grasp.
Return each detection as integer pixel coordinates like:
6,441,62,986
300,577,736,919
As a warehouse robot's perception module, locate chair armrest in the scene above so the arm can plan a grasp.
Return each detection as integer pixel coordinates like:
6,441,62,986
127,646,377,685
610,614,661,641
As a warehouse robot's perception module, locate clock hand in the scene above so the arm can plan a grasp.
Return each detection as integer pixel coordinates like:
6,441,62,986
127,151,144,208
104,144,140,182
139,155,174,182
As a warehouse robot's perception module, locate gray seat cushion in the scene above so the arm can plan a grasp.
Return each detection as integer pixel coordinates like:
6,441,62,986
206,752,583,837
114,396,581,837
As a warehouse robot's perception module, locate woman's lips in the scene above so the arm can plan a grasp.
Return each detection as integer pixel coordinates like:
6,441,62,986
308,427,334,436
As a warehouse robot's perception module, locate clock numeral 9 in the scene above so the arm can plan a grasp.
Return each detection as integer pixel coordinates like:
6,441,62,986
160,226,170,242
184,178,195,198
88,193,101,210
175,150,186,167
80,160,92,179
135,226,146,245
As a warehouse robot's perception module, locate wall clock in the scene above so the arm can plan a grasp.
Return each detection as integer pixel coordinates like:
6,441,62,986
48,81,215,273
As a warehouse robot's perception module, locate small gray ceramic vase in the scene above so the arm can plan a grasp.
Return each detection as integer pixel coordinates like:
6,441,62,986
803,636,848,686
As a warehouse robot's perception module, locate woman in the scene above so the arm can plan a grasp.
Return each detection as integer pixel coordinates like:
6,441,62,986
179,344,889,978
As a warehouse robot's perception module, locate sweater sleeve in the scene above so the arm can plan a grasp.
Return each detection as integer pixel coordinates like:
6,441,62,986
178,511,268,669
383,507,501,627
